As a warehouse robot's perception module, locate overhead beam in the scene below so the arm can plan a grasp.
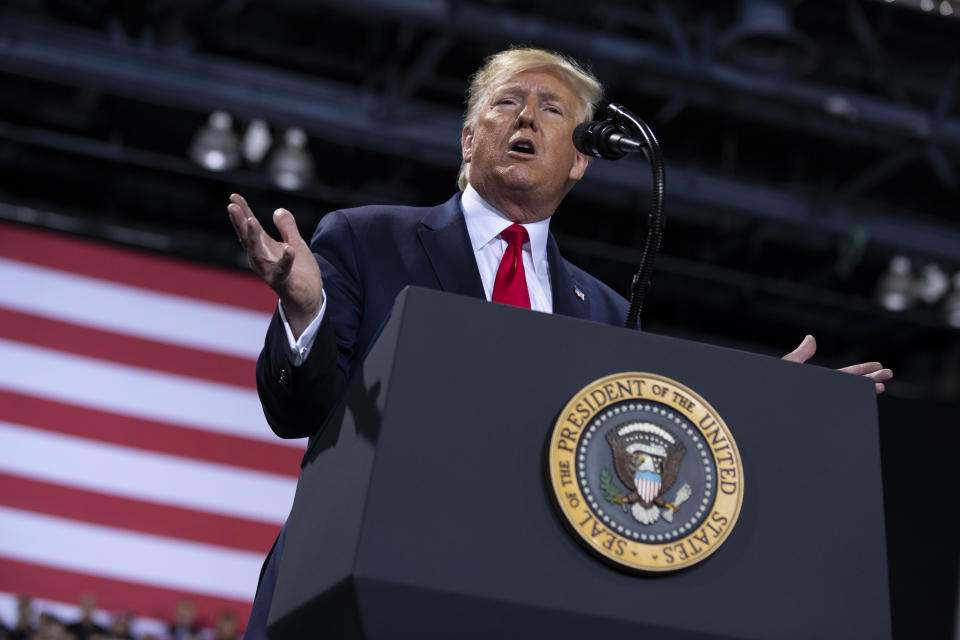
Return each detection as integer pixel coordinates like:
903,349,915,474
316,0,960,152
1,13,959,262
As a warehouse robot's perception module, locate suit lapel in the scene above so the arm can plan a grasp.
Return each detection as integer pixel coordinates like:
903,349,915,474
547,235,592,321
417,194,486,299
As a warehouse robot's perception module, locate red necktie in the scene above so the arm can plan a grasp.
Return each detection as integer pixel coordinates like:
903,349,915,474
492,224,531,308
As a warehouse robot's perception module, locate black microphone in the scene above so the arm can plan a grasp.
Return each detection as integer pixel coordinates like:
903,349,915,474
573,119,645,160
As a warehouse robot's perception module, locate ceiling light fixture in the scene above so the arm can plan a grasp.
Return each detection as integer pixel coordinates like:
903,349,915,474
914,263,950,304
242,119,272,165
875,256,915,312
188,111,241,172
715,0,821,76
267,128,314,191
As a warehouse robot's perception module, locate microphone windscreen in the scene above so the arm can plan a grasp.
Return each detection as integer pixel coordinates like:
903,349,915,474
572,122,592,153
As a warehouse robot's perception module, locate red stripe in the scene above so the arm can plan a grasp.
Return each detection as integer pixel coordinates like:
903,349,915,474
0,474,279,554
0,222,275,312
0,556,252,631
0,390,302,478
0,308,257,389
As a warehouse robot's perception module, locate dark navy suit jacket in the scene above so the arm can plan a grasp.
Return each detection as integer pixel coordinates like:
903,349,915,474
255,192,630,451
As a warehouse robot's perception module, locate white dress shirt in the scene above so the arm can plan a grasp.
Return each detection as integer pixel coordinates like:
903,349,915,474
279,183,553,365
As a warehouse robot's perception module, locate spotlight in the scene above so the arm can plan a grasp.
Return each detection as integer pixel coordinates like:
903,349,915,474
914,263,950,304
189,111,241,172
267,128,314,191
944,273,960,328
715,0,821,76
242,119,272,165
875,256,915,311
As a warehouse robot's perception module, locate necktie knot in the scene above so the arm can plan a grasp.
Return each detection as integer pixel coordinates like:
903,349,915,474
500,223,529,249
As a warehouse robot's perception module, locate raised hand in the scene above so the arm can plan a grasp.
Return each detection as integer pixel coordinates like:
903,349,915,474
782,335,893,395
227,193,323,338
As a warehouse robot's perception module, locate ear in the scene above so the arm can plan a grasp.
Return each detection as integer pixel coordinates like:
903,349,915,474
461,125,474,163
568,150,589,182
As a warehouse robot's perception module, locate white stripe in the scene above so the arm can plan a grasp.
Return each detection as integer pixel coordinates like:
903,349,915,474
0,508,261,601
0,422,296,523
0,339,303,448
0,258,269,359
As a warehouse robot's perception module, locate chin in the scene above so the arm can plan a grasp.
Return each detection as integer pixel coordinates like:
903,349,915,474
496,167,540,191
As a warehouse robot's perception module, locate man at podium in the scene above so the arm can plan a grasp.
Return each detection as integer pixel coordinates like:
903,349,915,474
227,47,892,639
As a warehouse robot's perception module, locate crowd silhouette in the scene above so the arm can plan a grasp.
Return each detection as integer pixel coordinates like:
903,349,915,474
0,596,240,640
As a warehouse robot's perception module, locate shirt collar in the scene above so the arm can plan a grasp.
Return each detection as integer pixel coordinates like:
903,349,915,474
460,183,551,275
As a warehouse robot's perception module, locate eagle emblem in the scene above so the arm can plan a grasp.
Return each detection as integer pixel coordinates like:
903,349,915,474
603,422,692,525
549,372,744,572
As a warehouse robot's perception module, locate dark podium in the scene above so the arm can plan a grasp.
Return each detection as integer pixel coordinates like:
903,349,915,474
268,287,890,639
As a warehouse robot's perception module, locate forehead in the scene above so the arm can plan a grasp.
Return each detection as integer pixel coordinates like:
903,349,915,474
490,69,578,102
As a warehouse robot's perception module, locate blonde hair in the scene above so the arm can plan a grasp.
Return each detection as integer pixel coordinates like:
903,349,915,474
457,47,603,191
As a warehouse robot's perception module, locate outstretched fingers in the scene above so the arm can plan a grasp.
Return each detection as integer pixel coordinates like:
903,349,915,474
838,362,893,383
227,194,287,280
838,361,882,376
839,362,893,394
227,194,265,251
227,204,251,249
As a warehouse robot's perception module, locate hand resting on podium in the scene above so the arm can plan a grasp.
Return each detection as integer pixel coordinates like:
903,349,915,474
782,334,892,394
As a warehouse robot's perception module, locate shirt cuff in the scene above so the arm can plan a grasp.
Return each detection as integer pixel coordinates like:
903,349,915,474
278,291,327,367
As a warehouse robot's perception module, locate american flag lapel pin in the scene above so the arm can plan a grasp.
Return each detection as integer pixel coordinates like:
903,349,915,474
574,285,585,301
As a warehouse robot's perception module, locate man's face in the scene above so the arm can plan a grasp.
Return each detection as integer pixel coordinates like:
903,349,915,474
461,68,589,221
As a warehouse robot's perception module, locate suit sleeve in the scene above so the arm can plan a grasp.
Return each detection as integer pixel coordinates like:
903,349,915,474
254,210,364,439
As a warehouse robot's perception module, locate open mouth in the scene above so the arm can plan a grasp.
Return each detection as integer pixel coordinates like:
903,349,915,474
508,139,536,157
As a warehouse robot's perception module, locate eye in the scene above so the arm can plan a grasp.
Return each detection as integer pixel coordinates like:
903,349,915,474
496,96,519,106
544,105,563,115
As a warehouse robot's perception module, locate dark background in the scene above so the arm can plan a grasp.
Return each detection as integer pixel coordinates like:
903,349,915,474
0,1,956,636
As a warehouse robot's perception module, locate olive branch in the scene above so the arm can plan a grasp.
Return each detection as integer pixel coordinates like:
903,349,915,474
600,467,627,511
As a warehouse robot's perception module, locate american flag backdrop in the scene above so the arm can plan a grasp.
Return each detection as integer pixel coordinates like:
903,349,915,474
0,222,303,631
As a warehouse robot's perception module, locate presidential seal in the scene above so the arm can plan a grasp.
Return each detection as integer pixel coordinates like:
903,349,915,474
548,372,743,573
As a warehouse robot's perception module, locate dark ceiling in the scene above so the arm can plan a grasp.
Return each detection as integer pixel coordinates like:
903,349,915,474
0,0,958,399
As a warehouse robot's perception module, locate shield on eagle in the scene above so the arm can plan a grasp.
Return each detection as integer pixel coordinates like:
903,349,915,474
634,470,661,504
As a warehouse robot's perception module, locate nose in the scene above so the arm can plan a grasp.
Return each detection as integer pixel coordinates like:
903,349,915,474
516,101,539,130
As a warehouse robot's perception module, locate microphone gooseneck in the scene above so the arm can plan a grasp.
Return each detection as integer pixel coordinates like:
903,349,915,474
574,104,665,330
